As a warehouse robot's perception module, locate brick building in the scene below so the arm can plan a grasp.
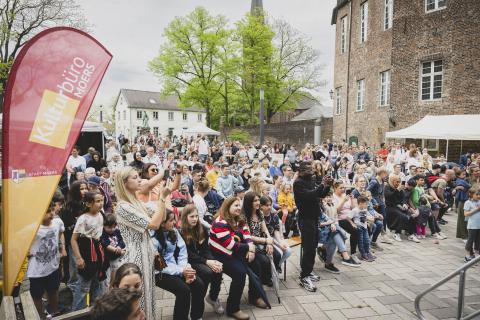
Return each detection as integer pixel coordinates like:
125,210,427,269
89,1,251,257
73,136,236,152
331,0,480,149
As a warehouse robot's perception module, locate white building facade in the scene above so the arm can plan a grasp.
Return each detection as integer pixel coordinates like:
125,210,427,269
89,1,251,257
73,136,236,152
115,89,206,141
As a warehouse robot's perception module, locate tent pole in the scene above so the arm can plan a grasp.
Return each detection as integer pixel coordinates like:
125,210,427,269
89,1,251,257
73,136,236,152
460,140,463,158
446,139,449,162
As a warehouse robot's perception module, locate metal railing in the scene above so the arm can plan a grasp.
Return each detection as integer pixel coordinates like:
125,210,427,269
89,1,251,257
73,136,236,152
415,255,480,320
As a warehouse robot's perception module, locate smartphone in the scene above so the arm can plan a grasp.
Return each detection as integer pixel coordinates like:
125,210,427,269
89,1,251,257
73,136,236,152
162,169,170,181
345,188,352,196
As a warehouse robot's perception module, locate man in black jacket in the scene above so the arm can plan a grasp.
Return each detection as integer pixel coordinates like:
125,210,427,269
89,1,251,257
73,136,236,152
293,161,333,292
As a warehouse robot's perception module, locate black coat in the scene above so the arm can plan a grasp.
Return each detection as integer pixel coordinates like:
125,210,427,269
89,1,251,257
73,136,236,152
293,175,330,221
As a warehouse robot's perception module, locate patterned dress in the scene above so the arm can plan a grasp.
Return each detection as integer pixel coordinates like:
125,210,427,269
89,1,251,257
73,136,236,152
115,201,156,320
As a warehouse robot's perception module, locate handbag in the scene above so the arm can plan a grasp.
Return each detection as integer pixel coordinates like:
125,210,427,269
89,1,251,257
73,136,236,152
154,254,168,271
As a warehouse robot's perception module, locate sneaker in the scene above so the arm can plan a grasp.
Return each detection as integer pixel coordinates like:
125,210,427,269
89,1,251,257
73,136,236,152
308,272,320,282
465,255,475,263
433,233,444,240
206,296,225,314
380,235,394,244
325,263,340,274
351,255,362,264
408,235,420,243
341,257,361,267
367,253,377,260
299,276,317,292
392,233,402,242
371,242,383,251
438,232,448,239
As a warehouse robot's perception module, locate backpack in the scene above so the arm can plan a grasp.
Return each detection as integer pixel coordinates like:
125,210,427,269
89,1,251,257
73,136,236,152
426,174,441,188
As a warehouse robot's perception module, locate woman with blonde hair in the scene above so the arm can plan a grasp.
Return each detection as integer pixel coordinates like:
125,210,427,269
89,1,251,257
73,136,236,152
248,176,265,196
114,166,171,320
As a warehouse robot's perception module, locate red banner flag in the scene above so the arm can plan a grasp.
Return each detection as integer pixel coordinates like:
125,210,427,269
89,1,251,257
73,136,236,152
2,27,112,294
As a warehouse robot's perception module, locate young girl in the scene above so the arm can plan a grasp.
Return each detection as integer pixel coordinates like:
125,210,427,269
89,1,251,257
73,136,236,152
278,183,298,237
27,202,64,317
154,209,205,320
464,189,480,262
71,191,108,311
111,263,143,293
101,214,126,285
60,181,88,289
259,196,292,273
180,205,224,315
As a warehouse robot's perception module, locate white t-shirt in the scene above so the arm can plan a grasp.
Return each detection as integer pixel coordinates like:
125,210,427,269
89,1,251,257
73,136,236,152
67,155,86,171
198,140,209,155
73,212,104,240
27,219,64,278
193,194,210,228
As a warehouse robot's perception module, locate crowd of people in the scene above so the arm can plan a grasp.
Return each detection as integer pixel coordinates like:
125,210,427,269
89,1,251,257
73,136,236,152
22,133,480,320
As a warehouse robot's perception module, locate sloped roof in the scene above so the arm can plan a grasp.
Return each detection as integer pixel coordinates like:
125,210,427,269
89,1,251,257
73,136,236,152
120,89,205,112
331,0,350,25
291,104,333,121
294,94,321,111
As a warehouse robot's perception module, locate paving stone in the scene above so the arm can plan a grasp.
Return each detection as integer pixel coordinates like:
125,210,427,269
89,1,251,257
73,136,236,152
324,310,347,320
353,289,385,298
376,294,411,305
363,297,393,315
295,294,329,304
341,307,378,318
275,314,311,320
426,307,459,319
318,300,352,311
252,305,289,318
301,302,328,319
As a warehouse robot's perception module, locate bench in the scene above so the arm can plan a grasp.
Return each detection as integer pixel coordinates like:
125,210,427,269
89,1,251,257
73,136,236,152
283,236,302,281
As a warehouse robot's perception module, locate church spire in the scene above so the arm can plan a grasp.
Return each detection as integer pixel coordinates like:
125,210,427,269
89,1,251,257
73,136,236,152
251,0,264,15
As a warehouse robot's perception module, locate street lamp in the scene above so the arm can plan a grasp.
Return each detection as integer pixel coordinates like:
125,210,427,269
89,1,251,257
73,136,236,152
99,105,103,123
260,88,265,145
329,89,334,100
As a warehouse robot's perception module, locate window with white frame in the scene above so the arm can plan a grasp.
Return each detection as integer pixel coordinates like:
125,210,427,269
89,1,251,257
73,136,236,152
360,2,368,43
197,113,202,122
421,60,443,101
182,113,188,121
425,0,446,12
136,110,142,119
168,112,174,121
136,126,142,135
153,127,159,136
340,16,347,54
335,87,342,115
380,70,391,106
153,111,158,120
356,79,365,111
384,0,393,30
123,110,126,120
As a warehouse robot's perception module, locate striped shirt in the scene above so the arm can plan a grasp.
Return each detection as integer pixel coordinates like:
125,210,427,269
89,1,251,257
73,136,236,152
209,216,252,257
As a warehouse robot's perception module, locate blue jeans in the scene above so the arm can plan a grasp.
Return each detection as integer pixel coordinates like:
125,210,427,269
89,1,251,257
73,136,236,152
67,245,78,292
357,226,370,256
325,233,347,264
370,220,383,243
72,273,105,311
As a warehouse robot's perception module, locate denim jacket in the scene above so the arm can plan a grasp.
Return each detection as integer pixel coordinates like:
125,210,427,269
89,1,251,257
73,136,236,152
156,229,189,276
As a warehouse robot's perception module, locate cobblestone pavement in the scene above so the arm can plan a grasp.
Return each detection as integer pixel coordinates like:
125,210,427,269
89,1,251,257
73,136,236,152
155,210,480,320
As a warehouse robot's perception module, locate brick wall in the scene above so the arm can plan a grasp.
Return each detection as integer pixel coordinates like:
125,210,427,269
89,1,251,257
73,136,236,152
332,0,480,148
228,118,333,145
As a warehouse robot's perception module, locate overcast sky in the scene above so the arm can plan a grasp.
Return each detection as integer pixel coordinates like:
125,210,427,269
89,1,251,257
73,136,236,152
80,0,337,110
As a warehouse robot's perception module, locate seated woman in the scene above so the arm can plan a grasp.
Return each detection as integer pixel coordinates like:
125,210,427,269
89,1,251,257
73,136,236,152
180,205,224,315
259,196,291,273
242,192,275,291
154,209,206,320
317,210,360,272
209,197,264,320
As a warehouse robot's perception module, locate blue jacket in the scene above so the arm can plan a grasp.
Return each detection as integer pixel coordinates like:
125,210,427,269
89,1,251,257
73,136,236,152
455,178,471,203
156,229,189,276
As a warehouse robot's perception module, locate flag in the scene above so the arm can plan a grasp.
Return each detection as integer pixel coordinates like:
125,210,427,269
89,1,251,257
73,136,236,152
2,27,112,294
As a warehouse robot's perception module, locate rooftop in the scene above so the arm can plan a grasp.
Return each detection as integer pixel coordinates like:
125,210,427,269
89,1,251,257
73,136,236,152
119,89,205,112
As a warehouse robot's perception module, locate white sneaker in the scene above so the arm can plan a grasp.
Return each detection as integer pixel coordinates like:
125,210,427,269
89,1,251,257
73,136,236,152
408,235,420,243
380,235,394,244
206,296,224,314
392,233,402,242
434,233,443,240
438,232,448,239
351,255,362,264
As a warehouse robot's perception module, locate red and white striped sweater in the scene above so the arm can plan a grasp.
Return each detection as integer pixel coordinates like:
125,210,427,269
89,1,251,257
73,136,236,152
209,216,252,257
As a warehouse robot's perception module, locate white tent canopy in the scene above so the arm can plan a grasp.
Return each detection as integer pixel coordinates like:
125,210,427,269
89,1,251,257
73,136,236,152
81,121,105,133
385,115,480,140
183,124,220,136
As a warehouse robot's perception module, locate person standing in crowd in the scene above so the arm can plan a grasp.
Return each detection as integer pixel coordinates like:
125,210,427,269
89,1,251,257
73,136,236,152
198,136,210,162
71,191,108,311
87,152,108,175
66,146,87,185
114,166,170,320
143,146,161,168
293,161,333,292
464,189,480,262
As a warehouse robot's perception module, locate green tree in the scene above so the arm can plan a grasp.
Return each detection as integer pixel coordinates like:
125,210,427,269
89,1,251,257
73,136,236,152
265,18,323,123
236,13,274,125
0,0,89,99
149,7,229,127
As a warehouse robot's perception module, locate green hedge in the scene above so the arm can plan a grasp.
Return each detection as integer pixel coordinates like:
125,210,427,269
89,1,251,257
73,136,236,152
228,129,251,144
